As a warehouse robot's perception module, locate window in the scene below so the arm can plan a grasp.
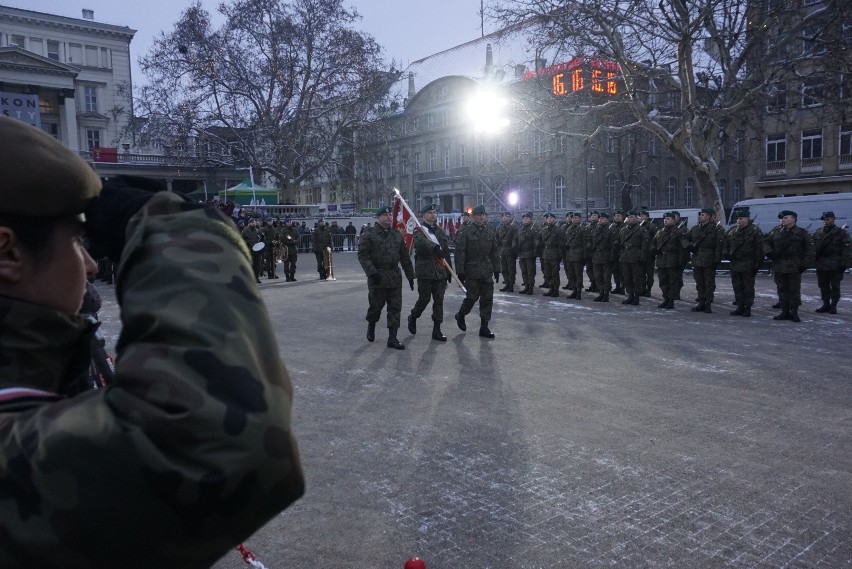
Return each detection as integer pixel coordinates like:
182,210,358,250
842,74,851,100
733,180,742,203
29,37,44,56
100,47,110,68
459,143,467,167
554,175,566,209
443,146,450,169
86,129,101,150
556,135,566,154
476,182,486,206
801,25,825,56
532,178,543,209
428,148,436,171
684,178,695,206
649,136,658,156
439,109,448,127
85,45,99,66
493,140,502,162
606,133,618,154
84,86,98,113
47,40,60,61
606,174,618,208
734,137,743,161
532,131,543,156
648,177,658,208
401,154,408,176
801,81,824,108
801,129,823,171
840,125,852,161
40,123,59,139
389,155,396,178
766,134,786,170
718,179,727,206
8,34,24,48
413,152,421,172
477,141,486,164
68,43,82,64
426,114,434,130
666,177,677,207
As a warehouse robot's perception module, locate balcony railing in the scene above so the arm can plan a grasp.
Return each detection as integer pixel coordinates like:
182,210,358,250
415,166,471,183
80,149,236,168
839,154,852,170
800,157,823,173
765,161,786,176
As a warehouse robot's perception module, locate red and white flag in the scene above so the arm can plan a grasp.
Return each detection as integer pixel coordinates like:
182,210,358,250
391,194,417,253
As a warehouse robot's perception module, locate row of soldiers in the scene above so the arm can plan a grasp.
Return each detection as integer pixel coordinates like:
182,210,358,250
240,217,301,283
492,207,851,321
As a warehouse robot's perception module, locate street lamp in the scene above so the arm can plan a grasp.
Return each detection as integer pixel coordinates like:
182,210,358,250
466,85,511,211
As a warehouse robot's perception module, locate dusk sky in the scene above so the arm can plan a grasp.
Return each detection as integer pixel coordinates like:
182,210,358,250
5,0,488,81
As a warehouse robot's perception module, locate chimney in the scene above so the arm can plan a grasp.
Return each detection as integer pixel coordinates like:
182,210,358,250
408,72,416,97
485,43,493,72
82,9,94,20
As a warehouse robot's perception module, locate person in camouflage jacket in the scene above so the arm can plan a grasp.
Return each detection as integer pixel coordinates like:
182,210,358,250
763,210,816,322
682,208,724,313
453,205,500,338
0,117,304,568
281,218,300,281
312,219,333,280
513,212,538,295
495,211,519,292
653,212,684,309
538,212,562,297
562,212,587,299
617,210,651,305
589,212,617,302
812,211,852,314
407,204,451,342
723,207,765,317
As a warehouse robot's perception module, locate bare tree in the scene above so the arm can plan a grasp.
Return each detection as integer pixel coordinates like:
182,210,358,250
491,0,852,217
132,0,399,195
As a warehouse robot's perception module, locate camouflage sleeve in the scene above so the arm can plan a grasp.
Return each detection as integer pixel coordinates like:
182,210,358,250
802,229,816,269
358,229,378,276
0,193,303,567
400,237,415,281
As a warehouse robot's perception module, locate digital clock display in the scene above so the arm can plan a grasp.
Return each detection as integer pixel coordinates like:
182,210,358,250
524,56,620,97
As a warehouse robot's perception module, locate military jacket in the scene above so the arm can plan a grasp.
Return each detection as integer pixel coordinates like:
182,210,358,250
241,226,263,246
562,223,586,261
538,224,562,260
0,193,304,567
262,224,279,244
683,222,724,267
763,225,815,274
514,224,539,259
618,223,651,263
496,222,519,256
358,225,415,288
312,225,332,250
281,225,300,252
413,222,450,280
653,225,683,268
724,223,764,272
589,223,616,264
813,225,852,271
454,222,500,278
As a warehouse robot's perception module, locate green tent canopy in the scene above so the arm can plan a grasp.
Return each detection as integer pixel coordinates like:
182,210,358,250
219,178,280,205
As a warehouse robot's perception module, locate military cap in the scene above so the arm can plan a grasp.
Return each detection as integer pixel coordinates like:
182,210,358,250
522,211,533,218
778,210,797,219
375,205,392,216
598,211,611,219
590,210,600,216
671,210,681,217
266,217,273,222
421,203,437,212
639,209,650,217
699,207,715,216
821,211,835,220
663,211,676,219
0,116,101,216
733,207,750,218
502,211,513,217
472,205,487,215
613,209,624,215
565,212,573,217
627,209,640,216
571,211,582,217
543,211,555,219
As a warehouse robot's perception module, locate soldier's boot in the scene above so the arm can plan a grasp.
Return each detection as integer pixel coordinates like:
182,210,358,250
290,273,297,281
431,322,447,342
665,299,675,309
630,295,640,305
455,312,467,331
828,300,838,314
549,288,559,298
730,305,745,316
504,284,514,292
703,301,712,313
621,295,633,305
658,298,669,309
642,289,652,297
519,284,529,294
387,328,405,350
572,290,582,300
407,314,417,335
479,319,495,339
499,284,510,292
789,307,801,323
562,283,572,290
773,307,790,320
592,292,604,302
366,322,376,342
771,301,782,309
612,286,625,295
691,301,706,312
815,296,831,313
741,306,752,317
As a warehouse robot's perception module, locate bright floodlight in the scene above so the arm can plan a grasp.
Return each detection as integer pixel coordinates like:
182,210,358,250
508,191,519,206
466,89,510,134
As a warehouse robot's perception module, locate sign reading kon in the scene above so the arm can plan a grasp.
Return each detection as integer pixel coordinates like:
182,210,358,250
0,92,41,128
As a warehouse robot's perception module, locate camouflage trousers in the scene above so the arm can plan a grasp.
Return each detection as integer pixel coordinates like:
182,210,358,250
250,251,263,280
518,257,537,286
566,260,585,291
541,257,561,290
593,262,612,292
657,267,680,301
284,251,297,276
816,269,844,303
264,248,277,277
585,259,596,290
693,265,717,303
644,258,655,293
730,270,757,308
610,259,622,287
774,271,802,308
621,262,646,297
366,286,403,329
458,277,494,324
500,254,517,285
411,278,447,323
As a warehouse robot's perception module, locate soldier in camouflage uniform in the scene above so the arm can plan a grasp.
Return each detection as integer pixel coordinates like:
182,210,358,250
454,205,500,338
562,211,587,299
539,212,562,297
609,210,626,295
617,210,651,305
281,217,300,281
358,205,415,349
262,217,280,279
0,116,303,567
672,210,689,299
638,209,657,295
683,208,724,313
241,218,264,283
407,204,451,342
496,211,519,292
812,211,852,314
723,207,765,317
584,211,600,292
514,211,538,295
312,219,333,280
653,212,683,309
590,211,616,302
763,210,815,322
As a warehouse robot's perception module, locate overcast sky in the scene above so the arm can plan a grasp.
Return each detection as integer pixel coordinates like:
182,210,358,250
8,0,487,80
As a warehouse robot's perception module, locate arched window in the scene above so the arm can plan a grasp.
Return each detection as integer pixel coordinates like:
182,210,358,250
684,178,695,206
606,174,618,208
666,177,677,207
648,176,659,208
554,175,566,209
718,179,727,207
532,178,543,209
733,179,742,203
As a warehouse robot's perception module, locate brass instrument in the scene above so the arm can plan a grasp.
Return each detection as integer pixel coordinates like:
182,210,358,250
325,246,336,280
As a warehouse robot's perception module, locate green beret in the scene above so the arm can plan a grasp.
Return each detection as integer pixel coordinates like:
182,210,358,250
613,209,624,215
639,209,650,217
472,205,487,215
375,205,392,216
733,207,750,218
663,211,676,219
571,211,582,217
821,211,835,220
671,210,681,217
778,210,797,219
699,207,715,216
502,211,513,217
598,211,611,219
522,211,533,218
0,116,101,216
421,203,436,212
590,210,600,216
543,211,555,218
627,209,640,216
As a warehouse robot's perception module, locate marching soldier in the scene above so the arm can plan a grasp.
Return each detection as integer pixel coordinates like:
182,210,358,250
562,211,586,299
262,217,279,279
312,218,333,280
358,205,415,349
609,210,626,295
496,211,519,292
683,208,724,313
514,211,538,295
723,207,764,317
539,212,562,297
617,210,651,305
407,204,452,342
763,210,815,322
590,211,616,302
812,211,851,314
281,217,300,281
653,212,683,309
638,209,656,296
454,205,500,338
241,218,264,284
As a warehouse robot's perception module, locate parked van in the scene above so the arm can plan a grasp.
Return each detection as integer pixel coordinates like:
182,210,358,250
646,208,703,231
728,194,852,234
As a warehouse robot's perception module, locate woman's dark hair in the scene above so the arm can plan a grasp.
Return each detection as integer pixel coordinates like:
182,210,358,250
0,213,62,263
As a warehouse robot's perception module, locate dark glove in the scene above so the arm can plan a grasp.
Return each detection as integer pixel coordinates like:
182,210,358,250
494,272,500,282
85,178,157,261
409,278,415,291
457,273,465,284
368,272,381,285
433,245,444,259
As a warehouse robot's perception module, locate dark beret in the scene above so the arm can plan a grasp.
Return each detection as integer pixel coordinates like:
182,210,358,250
421,203,436,212
821,211,835,220
472,205,487,215
627,209,640,216
543,211,555,218
0,116,101,216
571,211,582,217
590,210,600,216
639,209,650,216
375,206,392,216
613,209,624,215
778,210,797,219
733,207,750,218
598,211,611,219
671,210,681,216
522,211,533,218
502,211,513,216
663,212,676,219
700,208,715,216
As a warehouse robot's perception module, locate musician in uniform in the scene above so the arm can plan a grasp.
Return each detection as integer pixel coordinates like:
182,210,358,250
562,211,586,299
723,207,764,317
407,204,452,342
653,212,683,309
763,210,815,322
683,208,724,313
495,211,518,292
454,205,500,338
539,212,562,297
358,205,415,349
514,211,538,295
281,217,300,281
262,217,279,279
312,218,333,280
812,211,852,314
241,218,264,283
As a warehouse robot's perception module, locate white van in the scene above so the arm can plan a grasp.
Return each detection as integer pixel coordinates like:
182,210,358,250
728,194,852,234
646,208,702,231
